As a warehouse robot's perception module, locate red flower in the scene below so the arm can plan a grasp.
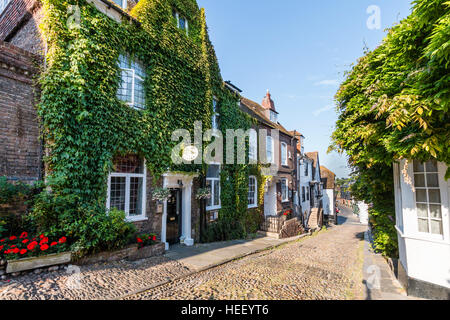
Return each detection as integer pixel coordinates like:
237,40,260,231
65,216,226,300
137,238,143,243
20,249,27,255
58,237,67,244
9,236,17,241
40,244,49,251
39,234,45,239
4,249,11,254
0,239,5,242
50,242,57,246
22,239,29,244
0,245,3,251
39,237,49,245
152,236,157,241
19,232,28,239
27,241,38,251
12,248,20,254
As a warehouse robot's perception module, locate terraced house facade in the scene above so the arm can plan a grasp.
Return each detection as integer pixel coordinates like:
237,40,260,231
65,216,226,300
0,0,271,249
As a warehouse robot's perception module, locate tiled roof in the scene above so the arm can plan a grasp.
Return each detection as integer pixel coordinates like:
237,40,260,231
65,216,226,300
240,97,294,137
320,165,336,189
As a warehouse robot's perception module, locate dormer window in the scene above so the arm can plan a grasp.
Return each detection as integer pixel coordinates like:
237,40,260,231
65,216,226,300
112,0,127,10
172,9,189,35
270,110,278,123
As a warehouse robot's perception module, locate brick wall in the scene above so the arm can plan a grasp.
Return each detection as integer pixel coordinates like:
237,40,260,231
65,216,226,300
0,40,42,182
0,0,37,39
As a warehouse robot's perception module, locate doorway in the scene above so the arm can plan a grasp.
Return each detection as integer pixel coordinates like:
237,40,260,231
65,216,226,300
166,189,182,245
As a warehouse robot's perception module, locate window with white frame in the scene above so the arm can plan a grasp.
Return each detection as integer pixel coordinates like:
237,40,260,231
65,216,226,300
212,97,220,130
0,0,10,14
281,178,289,202
107,155,146,221
270,110,278,123
281,142,288,166
413,160,443,235
304,162,309,176
302,186,306,202
172,9,189,35
249,129,258,161
248,176,258,208
206,164,221,210
118,54,146,110
112,0,127,9
266,136,274,164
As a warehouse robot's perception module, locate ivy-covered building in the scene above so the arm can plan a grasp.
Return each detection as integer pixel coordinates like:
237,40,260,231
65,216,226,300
0,0,262,249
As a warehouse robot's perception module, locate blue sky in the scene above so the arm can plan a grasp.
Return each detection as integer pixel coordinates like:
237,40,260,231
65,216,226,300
197,0,413,178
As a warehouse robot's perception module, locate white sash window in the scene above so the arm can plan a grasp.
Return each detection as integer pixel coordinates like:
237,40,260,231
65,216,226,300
107,155,147,222
413,160,443,235
118,54,146,110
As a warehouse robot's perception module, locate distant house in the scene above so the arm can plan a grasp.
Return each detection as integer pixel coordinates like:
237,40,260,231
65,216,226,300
239,92,299,218
304,151,323,229
393,159,450,299
320,166,336,224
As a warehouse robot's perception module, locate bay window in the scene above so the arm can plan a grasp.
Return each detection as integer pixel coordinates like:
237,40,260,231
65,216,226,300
107,155,147,221
413,160,443,235
206,164,221,210
248,176,258,208
118,54,146,110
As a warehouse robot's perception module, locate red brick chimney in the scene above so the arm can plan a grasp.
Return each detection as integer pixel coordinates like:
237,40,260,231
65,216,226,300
261,90,276,111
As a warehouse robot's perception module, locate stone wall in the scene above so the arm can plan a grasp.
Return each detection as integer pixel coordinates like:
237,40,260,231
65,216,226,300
0,40,42,183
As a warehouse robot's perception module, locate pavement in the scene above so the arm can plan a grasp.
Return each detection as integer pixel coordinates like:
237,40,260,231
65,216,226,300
337,206,418,300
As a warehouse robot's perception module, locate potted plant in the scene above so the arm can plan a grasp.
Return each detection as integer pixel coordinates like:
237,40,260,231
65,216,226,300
152,188,170,202
195,187,211,200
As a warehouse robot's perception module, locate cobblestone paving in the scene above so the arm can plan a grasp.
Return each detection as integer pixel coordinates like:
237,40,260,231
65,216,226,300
127,223,367,300
0,256,191,300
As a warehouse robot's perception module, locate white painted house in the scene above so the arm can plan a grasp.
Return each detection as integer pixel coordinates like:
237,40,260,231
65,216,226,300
320,166,336,224
393,159,450,299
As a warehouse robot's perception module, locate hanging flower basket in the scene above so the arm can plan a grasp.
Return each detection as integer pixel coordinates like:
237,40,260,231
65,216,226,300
196,188,211,200
152,188,170,202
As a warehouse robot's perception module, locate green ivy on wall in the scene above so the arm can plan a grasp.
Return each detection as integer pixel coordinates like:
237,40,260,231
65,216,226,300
37,0,263,240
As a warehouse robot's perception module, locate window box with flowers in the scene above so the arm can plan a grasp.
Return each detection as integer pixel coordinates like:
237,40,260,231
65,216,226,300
1,233,71,274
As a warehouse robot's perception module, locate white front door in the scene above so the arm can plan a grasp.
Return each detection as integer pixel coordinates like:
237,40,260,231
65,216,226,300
264,182,277,217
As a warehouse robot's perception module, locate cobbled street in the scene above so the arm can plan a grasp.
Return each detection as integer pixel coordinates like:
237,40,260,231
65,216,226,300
0,207,366,300
127,208,366,300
